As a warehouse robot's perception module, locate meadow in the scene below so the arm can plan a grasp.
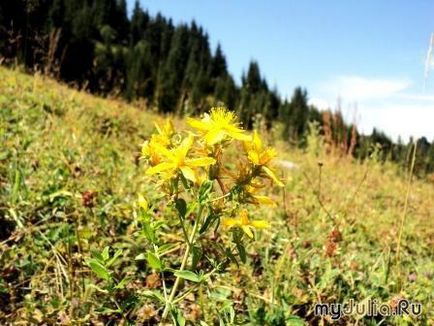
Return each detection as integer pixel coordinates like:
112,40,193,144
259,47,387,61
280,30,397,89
0,66,433,325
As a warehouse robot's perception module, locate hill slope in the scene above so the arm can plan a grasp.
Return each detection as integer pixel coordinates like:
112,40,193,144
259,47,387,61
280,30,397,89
0,67,432,324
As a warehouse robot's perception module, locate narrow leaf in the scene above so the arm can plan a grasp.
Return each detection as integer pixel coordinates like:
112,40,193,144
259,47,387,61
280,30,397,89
88,259,110,281
175,198,187,218
106,249,123,267
174,270,201,283
146,252,163,271
191,245,202,269
236,242,246,263
101,246,110,261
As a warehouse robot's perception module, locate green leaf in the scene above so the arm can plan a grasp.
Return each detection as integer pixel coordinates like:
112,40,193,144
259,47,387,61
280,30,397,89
191,245,202,269
172,307,186,326
174,270,201,283
142,217,157,244
236,242,246,263
199,180,214,202
157,243,178,256
199,212,217,234
90,249,104,263
88,259,110,281
286,315,306,326
141,290,165,303
114,276,130,290
101,246,110,261
146,252,163,271
106,249,122,267
175,198,187,218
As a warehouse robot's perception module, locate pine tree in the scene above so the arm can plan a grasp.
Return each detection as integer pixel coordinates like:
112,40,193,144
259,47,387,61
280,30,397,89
282,87,309,142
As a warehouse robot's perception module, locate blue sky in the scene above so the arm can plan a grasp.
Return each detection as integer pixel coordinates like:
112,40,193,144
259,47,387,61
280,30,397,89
128,1,434,141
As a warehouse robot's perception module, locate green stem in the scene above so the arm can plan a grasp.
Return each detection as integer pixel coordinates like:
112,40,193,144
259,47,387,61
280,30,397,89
160,205,204,322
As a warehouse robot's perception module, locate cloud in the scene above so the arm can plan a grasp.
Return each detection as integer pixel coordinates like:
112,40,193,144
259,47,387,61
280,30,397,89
308,97,332,110
320,75,412,101
356,102,434,141
311,75,434,141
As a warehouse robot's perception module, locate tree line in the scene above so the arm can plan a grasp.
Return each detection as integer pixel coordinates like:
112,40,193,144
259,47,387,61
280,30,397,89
1,0,433,176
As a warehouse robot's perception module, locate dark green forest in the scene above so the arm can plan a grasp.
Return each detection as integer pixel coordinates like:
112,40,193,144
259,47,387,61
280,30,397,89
1,0,433,175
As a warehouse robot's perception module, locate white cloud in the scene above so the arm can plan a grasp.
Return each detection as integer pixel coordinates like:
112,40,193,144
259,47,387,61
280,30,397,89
320,75,412,101
308,97,332,110
311,75,434,141
356,102,434,141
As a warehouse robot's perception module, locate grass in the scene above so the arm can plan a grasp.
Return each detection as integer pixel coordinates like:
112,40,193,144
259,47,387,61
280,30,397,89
0,66,433,325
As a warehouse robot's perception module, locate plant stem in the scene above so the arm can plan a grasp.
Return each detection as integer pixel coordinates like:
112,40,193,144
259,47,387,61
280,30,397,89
396,141,417,290
160,205,204,322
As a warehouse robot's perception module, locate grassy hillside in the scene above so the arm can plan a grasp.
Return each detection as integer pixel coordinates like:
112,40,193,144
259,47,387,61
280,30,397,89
0,66,432,325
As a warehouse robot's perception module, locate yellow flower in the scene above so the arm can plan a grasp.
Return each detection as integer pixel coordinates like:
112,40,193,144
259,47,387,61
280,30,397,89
145,134,216,182
244,131,277,165
154,119,174,141
187,107,250,145
141,119,174,166
244,131,284,187
222,210,269,238
142,138,163,166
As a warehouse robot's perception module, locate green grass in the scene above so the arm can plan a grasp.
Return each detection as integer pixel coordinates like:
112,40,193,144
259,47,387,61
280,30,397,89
0,66,432,325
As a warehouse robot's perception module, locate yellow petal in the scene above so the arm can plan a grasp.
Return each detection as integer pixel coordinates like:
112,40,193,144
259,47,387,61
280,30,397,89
247,150,260,165
222,217,239,228
185,157,216,167
239,210,250,225
252,131,262,150
243,139,252,153
187,117,211,131
138,195,148,210
204,129,226,145
228,130,250,142
179,134,194,157
251,220,269,229
162,119,174,135
262,166,284,187
146,162,175,175
153,142,174,160
141,141,151,157
241,225,254,238
179,166,196,183
154,121,163,134
259,148,277,165
253,195,276,206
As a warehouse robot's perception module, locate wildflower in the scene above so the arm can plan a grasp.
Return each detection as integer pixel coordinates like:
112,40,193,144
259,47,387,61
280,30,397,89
222,210,269,238
244,131,277,165
244,131,284,187
154,119,174,142
141,119,174,166
141,138,163,166
187,107,250,145
151,119,174,148
145,134,216,183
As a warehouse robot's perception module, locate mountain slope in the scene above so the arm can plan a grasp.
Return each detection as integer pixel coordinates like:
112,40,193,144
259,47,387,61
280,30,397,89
0,67,432,324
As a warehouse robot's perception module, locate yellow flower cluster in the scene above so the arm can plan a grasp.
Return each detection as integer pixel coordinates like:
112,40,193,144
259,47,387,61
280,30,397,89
141,107,284,238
